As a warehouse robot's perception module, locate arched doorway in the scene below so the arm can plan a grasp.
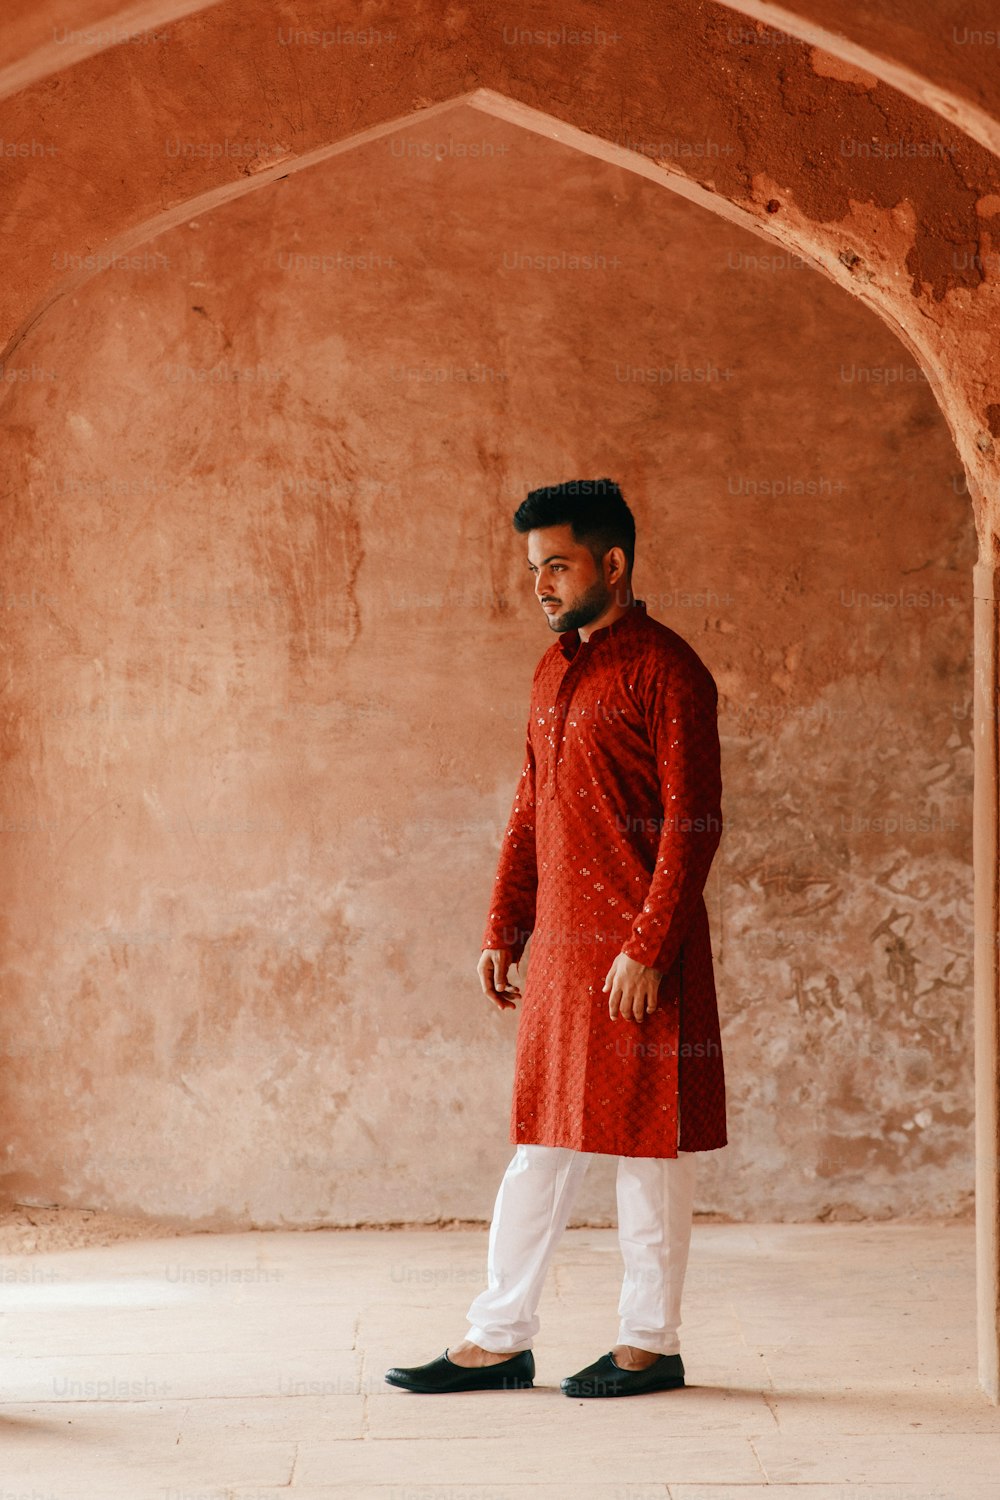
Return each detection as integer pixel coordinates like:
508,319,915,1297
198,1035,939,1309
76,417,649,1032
0,2,997,1400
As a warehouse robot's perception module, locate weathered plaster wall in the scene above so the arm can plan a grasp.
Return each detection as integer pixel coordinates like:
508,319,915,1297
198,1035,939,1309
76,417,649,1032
755,0,1000,128
0,105,974,1225
1,1,999,538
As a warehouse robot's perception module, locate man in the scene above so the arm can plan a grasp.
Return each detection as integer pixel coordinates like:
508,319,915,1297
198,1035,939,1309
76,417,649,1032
385,478,726,1397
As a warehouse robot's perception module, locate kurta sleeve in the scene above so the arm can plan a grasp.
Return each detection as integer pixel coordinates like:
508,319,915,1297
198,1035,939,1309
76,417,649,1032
481,728,538,966
620,651,722,974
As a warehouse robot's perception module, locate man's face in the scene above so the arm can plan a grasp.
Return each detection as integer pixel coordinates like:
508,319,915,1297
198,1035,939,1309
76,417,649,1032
526,523,615,635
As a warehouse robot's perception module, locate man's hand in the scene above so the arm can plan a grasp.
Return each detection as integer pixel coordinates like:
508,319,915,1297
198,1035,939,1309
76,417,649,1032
478,948,522,1012
603,951,663,1023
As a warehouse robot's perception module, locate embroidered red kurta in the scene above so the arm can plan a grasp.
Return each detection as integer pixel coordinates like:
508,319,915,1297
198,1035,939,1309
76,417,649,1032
481,598,726,1158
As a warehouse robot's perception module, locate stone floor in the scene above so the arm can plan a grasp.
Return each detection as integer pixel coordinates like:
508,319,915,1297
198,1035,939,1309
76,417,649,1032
0,1219,997,1497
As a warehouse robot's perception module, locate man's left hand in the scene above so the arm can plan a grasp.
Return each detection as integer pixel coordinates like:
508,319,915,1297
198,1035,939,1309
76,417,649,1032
603,951,663,1023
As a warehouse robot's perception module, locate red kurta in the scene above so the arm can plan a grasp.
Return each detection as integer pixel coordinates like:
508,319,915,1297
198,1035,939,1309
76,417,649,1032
481,598,726,1158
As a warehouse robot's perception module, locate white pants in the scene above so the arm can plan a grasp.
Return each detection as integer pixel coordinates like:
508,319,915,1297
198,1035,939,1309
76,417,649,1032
464,1144,698,1356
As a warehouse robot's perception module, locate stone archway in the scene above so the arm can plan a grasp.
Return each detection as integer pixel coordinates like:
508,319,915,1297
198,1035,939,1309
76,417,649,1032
0,0,998,1400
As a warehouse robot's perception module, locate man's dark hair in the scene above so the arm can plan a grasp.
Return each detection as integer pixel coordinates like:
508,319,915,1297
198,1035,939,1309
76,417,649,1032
512,477,636,576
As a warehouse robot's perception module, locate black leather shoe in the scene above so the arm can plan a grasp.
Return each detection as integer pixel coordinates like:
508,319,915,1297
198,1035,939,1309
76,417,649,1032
384,1347,535,1393
561,1350,685,1398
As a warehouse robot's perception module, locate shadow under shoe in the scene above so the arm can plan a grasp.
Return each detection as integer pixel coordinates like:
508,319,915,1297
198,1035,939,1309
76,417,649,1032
561,1350,685,1398
384,1347,535,1393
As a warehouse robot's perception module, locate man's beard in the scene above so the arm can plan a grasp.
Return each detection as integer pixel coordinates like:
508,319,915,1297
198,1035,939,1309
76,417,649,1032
545,577,612,633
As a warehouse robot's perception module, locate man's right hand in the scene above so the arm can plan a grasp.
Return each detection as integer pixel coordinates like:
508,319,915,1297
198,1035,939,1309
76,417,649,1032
478,948,522,1012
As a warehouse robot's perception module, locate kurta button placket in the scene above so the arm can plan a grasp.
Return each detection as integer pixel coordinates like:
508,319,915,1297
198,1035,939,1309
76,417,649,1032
549,641,590,800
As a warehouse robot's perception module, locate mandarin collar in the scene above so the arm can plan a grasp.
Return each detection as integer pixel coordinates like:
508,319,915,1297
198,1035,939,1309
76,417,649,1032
558,597,647,659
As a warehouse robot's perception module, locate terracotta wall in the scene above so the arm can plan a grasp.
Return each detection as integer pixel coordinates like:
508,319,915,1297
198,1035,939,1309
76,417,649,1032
0,102,974,1226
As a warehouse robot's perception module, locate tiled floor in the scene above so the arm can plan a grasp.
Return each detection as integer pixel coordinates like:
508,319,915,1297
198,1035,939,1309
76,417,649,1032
0,1220,996,1497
